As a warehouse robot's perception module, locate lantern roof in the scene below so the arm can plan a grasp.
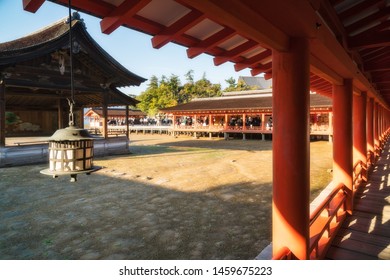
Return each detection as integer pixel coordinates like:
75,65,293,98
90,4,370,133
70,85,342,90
49,125,94,141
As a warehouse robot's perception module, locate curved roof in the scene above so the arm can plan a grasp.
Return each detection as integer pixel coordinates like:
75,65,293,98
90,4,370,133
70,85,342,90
161,92,332,114
0,14,146,108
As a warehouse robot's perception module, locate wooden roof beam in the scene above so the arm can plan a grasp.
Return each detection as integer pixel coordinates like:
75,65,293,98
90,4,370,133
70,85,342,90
213,40,259,66
122,14,163,35
178,0,289,51
372,72,390,83
361,47,390,62
251,62,272,76
23,0,45,13
186,27,236,59
338,0,384,20
310,54,344,85
151,10,205,49
345,6,390,35
316,0,346,42
348,30,390,49
100,0,152,35
364,58,390,72
234,49,272,71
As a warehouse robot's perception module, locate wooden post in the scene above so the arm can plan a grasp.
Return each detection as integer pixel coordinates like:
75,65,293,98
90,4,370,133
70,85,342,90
367,98,374,163
333,79,353,214
272,38,310,260
102,92,108,139
328,112,333,143
261,113,265,131
126,106,130,139
353,92,367,182
374,102,380,156
0,81,5,147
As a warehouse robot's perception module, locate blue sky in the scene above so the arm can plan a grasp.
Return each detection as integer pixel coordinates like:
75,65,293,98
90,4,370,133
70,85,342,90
0,0,253,96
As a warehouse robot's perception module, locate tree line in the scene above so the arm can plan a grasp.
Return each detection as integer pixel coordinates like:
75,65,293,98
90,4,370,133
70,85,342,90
136,70,253,116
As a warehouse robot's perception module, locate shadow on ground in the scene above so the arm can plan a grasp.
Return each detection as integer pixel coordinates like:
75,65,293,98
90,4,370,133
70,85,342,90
0,164,271,260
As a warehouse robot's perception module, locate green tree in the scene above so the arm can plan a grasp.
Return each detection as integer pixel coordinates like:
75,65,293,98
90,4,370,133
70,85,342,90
137,71,222,114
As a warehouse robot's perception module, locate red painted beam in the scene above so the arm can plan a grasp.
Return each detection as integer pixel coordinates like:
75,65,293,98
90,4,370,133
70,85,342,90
250,62,272,76
23,0,45,12
234,49,272,71
100,0,152,34
186,27,235,58
213,40,258,65
151,10,205,49
122,14,163,35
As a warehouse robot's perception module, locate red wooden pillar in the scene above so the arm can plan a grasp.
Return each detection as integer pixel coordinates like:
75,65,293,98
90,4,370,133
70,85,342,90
374,102,380,156
261,113,265,130
367,98,374,164
328,112,333,142
333,79,353,214
353,92,367,181
125,106,130,139
272,37,310,260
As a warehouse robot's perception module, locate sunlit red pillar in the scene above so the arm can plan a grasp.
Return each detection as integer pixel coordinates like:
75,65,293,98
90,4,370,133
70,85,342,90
333,79,353,214
353,92,367,181
272,37,310,260
374,102,380,156
367,98,374,165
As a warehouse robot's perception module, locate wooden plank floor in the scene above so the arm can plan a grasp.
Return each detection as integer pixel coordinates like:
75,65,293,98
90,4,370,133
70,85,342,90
326,139,390,260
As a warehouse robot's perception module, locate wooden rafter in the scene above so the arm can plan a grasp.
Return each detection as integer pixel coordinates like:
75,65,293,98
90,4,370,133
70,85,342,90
348,30,390,49
23,0,45,12
100,0,152,34
151,9,205,49
345,6,390,35
186,27,236,58
234,50,272,72
213,40,258,66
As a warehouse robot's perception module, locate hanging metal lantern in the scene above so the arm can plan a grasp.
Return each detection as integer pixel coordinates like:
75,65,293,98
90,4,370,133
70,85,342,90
40,125,100,182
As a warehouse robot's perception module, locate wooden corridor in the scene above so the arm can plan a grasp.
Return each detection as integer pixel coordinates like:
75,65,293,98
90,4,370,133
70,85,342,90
326,139,390,260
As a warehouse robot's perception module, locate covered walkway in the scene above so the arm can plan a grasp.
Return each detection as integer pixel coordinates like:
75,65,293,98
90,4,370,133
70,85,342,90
327,138,390,259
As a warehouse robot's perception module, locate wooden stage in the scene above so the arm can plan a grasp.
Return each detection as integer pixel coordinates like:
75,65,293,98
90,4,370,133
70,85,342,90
326,139,390,259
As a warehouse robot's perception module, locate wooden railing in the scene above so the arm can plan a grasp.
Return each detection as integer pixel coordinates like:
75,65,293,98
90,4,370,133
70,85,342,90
272,247,293,260
309,183,347,259
353,160,366,191
273,183,348,260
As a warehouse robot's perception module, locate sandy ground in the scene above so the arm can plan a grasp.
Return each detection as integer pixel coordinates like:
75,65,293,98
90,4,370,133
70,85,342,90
0,134,333,259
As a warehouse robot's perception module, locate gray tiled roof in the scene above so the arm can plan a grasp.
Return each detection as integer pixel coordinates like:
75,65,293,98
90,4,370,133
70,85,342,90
162,93,331,113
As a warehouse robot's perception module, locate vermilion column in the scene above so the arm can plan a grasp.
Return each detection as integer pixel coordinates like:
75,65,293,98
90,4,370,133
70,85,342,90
367,98,374,165
333,79,353,214
353,92,367,181
374,102,380,155
272,37,310,260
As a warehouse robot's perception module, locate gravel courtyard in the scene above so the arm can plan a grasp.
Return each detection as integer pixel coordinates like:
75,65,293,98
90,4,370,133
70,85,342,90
0,134,333,259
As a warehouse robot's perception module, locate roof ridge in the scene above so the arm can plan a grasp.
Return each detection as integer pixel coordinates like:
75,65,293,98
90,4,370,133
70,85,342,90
22,16,68,38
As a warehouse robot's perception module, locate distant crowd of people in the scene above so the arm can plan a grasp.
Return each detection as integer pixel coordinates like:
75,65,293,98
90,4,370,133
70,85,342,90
175,115,273,129
107,117,172,126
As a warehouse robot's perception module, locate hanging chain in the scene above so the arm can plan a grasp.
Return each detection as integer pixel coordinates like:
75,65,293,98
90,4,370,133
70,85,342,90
68,0,75,126
67,98,74,126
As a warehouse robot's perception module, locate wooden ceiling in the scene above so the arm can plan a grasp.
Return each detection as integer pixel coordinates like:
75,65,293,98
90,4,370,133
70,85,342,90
23,0,390,107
